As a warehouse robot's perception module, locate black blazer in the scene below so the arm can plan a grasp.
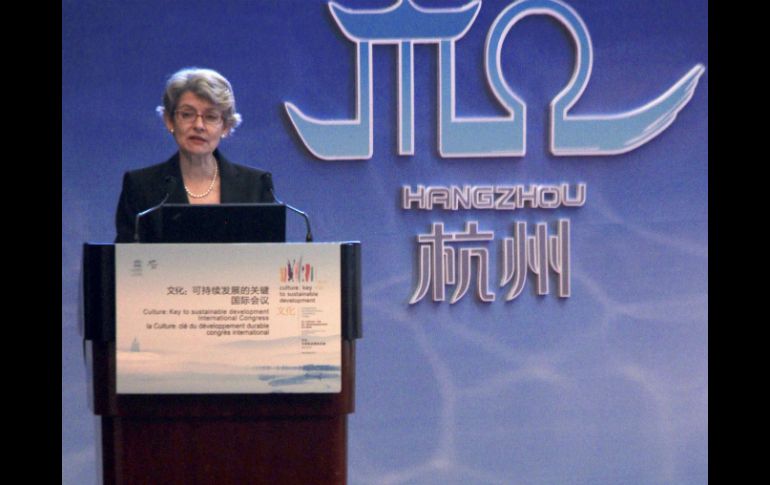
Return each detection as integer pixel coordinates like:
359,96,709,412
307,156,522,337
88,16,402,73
115,150,275,242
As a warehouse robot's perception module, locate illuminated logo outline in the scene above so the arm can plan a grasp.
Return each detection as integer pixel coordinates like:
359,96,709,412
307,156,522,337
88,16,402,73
284,0,704,159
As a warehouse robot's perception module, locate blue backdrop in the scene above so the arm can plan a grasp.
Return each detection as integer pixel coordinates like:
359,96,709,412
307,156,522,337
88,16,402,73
62,1,707,483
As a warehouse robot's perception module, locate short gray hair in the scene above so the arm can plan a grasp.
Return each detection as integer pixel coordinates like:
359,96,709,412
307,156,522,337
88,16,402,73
157,67,243,132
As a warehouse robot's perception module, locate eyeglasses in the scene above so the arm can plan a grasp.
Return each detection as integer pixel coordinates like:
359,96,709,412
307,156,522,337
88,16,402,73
174,108,224,126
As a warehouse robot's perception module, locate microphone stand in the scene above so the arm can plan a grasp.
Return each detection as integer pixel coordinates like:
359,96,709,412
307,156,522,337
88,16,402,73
133,176,177,242
263,173,313,242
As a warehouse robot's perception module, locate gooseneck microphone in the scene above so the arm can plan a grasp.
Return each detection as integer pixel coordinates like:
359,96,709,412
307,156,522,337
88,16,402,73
133,176,178,242
261,173,313,242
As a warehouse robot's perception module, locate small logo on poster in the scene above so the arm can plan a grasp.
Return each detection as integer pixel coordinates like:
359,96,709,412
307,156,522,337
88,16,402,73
131,259,142,277
280,257,315,283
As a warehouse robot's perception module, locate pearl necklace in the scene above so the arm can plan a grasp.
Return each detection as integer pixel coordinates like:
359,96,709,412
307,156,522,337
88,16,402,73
184,162,218,199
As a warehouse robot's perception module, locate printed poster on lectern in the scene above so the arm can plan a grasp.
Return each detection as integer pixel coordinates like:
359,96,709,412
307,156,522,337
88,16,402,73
115,243,341,394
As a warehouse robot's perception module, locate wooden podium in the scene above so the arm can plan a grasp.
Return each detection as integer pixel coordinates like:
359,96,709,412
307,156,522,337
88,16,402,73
80,242,362,485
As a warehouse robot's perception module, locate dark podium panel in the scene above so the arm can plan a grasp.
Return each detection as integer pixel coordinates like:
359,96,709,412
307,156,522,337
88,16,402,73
81,242,362,485
159,203,286,243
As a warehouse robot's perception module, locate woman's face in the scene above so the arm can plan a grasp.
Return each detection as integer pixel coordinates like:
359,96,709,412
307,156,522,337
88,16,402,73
165,91,229,159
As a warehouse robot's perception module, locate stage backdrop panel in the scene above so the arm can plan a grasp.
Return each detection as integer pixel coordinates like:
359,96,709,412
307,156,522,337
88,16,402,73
63,1,707,484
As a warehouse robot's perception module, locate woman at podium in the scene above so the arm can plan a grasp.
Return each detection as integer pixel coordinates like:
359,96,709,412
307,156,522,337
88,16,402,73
115,67,275,242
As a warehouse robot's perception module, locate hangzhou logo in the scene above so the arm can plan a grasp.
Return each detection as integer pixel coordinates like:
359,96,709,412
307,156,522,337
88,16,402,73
283,0,705,305
284,0,704,160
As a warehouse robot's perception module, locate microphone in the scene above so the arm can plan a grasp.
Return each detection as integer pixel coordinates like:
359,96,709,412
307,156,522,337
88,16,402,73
133,176,177,242
262,173,313,242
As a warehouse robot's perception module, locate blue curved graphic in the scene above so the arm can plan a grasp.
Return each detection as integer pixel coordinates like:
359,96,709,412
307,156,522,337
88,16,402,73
442,39,526,157
329,0,480,41
551,63,705,155
284,42,373,160
287,0,482,160
286,0,704,159
487,0,704,156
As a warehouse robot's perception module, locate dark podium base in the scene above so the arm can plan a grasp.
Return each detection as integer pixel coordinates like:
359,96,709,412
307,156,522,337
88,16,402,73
88,340,356,485
99,415,346,485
